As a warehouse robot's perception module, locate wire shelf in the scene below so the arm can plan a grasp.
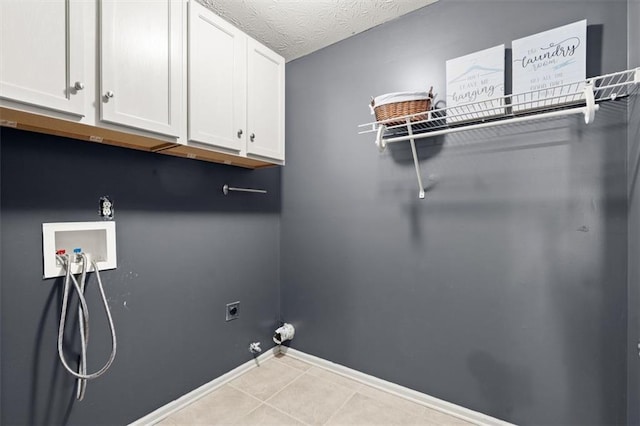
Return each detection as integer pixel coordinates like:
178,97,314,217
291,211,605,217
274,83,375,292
358,68,639,199
359,68,638,141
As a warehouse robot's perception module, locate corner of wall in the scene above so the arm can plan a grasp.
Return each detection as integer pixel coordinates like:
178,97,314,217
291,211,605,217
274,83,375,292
627,0,640,424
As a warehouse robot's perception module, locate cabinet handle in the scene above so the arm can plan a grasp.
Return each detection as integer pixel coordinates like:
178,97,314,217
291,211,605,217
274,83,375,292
74,81,85,91
105,91,114,99
250,133,255,142
237,129,243,138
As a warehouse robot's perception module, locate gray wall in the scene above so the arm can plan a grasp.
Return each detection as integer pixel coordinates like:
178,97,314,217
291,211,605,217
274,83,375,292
0,127,281,425
282,1,629,424
628,1,640,424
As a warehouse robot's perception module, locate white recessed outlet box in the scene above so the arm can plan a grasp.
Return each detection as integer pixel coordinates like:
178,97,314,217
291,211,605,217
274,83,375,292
42,222,117,279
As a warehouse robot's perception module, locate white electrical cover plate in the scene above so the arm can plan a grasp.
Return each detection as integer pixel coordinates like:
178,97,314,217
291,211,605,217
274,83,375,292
42,222,117,279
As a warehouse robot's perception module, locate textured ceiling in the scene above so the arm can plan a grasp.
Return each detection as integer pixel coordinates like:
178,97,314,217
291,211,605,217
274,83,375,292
199,0,439,62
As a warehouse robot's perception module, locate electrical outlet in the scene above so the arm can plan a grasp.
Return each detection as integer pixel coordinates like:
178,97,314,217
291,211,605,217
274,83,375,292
99,196,114,220
226,301,240,321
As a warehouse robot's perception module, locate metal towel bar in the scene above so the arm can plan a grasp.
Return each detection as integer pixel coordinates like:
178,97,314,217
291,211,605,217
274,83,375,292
222,184,267,195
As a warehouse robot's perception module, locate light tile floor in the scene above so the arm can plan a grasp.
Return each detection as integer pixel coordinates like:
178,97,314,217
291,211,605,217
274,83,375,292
157,353,475,425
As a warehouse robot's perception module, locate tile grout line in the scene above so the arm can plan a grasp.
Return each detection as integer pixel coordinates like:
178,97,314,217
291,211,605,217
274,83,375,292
226,358,312,424
227,357,305,400
167,354,468,426
349,383,429,420
304,367,362,394
301,365,423,425
320,389,358,426
199,383,264,423
262,401,314,426
352,389,430,422
226,370,312,425
302,366,417,419
272,356,313,373
263,369,308,404
273,352,367,417
247,365,313,426
233,356,453,425
227,382,271,405
237,401,312,426
227,399,265,424
269,368,359,426
282,352,472,424
140,350,279,426
262,367,357,426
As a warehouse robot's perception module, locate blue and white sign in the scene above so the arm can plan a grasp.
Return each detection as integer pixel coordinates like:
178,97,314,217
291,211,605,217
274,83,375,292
512,20,587,112
446,44,505,123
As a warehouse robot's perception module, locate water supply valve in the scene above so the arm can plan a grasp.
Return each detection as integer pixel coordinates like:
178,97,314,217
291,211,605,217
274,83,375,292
249,342,262,354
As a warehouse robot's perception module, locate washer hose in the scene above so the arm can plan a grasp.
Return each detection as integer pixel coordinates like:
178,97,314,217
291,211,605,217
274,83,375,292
56,254,117,400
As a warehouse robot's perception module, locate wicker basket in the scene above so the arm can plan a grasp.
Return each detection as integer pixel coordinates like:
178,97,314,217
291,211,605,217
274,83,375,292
371,87,433,125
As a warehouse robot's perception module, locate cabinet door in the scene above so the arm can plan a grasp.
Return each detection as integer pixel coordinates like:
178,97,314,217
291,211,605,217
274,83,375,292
0,0,86,116
246,39,285,162
188,0,246,152
100,0,183,137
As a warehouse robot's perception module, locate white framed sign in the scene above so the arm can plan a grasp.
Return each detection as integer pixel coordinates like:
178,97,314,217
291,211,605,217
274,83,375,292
512,20,587,112
446,44,505,123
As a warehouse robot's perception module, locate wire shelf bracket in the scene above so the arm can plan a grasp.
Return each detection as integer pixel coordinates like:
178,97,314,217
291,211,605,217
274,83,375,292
359,68,640,199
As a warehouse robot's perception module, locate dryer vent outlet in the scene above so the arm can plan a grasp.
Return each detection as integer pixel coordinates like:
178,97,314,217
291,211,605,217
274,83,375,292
273,323,295,344
226,302,240,321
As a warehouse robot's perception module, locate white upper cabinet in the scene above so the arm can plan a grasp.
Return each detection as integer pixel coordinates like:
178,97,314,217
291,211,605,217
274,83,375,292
1,0,284,167
188,0,246,152
100,0,183,137
187,1,285,163
0,0,86,116
246,39,285,161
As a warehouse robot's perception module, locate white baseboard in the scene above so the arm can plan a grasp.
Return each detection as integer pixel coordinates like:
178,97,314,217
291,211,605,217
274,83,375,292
280,347,514,426
130,345,513,426
128,347,279,426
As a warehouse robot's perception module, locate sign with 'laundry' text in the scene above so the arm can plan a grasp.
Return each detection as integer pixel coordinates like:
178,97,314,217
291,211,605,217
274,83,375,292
512,20,587,111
